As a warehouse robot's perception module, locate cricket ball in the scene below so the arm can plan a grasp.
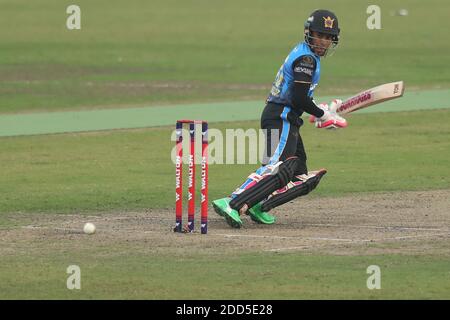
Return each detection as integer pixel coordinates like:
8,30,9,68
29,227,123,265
83,222,96,235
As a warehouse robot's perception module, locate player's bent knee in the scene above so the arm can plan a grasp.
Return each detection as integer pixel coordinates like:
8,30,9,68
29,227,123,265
276,157,299,186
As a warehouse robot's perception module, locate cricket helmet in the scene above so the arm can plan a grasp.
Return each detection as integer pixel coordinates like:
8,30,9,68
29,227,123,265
304,9,340,55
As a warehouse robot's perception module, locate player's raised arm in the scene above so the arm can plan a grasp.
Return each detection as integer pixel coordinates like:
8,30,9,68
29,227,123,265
291,57,347,129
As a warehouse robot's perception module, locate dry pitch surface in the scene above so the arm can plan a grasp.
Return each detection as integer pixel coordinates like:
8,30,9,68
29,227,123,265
1,190,449,257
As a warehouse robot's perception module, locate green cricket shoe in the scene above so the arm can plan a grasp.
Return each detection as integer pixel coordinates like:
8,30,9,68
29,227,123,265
212,197,242,228
248,202,276,224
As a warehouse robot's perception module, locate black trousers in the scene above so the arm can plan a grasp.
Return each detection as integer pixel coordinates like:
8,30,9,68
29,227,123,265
260,102,308,176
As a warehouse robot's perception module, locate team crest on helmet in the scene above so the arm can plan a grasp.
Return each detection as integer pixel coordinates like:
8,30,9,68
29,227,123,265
323,16,335,28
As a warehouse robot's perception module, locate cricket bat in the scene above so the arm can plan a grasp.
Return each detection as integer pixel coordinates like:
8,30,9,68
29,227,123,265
309,81,405,122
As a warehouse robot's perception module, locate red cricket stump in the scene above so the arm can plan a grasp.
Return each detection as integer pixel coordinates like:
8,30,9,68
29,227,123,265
174,121,183,233
174,120,208,234
188,122,195,232
200,122,208,234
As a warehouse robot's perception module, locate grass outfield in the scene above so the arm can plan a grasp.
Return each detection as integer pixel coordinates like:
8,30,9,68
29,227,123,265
1,0,449,113
1,252,449,299
0,109,449,214
1,109,448,300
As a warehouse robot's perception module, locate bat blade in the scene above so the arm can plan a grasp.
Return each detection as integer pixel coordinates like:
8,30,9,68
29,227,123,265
336,81,405,115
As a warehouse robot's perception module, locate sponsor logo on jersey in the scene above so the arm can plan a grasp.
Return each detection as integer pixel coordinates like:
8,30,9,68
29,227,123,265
301,55,314,66
294,66,313,76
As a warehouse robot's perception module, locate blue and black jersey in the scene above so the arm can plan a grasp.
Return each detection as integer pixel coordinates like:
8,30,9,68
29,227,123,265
265,42,324,124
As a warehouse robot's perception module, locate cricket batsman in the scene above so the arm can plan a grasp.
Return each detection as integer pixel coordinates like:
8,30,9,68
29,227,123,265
212,9,348,228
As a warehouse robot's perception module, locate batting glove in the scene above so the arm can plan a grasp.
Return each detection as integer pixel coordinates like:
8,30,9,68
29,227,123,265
314,102,348,129
309,99,343,123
